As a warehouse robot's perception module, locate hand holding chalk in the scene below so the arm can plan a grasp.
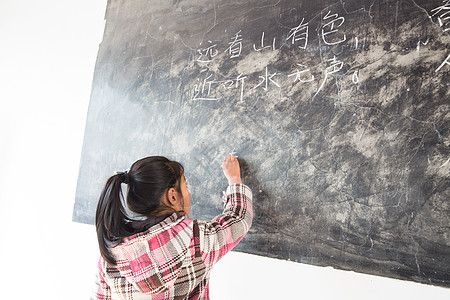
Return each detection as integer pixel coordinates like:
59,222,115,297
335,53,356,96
222,155,242,185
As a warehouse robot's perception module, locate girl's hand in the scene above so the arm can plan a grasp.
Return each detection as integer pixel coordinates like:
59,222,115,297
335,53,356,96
222,155,242,185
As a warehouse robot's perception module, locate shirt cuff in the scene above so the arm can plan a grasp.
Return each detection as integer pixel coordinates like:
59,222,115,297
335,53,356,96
222,183,252,204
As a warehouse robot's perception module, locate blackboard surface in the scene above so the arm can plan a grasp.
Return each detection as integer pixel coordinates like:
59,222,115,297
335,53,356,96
74,0,450,287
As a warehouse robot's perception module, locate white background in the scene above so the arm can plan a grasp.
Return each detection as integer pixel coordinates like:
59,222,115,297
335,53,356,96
0,1,448,299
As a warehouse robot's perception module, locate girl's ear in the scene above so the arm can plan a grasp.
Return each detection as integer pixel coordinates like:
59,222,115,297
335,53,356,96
166,188,178,206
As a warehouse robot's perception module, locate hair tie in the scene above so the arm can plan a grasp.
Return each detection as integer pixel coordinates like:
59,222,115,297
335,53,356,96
115,171,130,184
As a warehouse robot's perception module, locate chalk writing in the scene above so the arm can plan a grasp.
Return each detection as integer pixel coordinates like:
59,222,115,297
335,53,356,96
431,0,450,32
196,12,348,62
253,32,276,51
254,67,281,91
352,70,359,84
314,55,344,97
416,39,430,52
197,41,218,63
229,149,238,157
436,54,450,72
221,74,248,101
190,61,360,102
227,30,243,58
189,5,445,103
192,73,216,101
287,18,309,49
321,11,347,45
288,63,315,83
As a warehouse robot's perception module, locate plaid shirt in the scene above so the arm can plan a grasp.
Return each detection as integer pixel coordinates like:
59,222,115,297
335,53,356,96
92,183,253,300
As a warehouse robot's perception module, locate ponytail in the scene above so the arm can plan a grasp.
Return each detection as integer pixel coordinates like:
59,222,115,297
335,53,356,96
95,173,134,265
95,156,184,265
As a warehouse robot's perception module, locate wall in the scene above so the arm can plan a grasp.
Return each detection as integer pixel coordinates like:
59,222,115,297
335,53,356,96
0,1,448,299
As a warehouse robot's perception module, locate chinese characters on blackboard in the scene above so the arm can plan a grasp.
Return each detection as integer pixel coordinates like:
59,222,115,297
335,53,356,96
192,10,354,101
192,4,449,102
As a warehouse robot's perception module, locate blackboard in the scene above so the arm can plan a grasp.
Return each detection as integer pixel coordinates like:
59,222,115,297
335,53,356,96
74,0,450,287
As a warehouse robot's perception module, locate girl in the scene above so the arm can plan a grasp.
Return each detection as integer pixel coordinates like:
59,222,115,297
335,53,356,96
92,155,253,299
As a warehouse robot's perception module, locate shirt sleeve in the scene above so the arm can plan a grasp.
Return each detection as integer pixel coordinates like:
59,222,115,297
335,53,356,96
197,183,253,267
91,258,112,300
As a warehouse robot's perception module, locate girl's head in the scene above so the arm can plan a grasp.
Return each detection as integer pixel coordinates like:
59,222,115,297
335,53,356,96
124,156,190,217
95,156,190,265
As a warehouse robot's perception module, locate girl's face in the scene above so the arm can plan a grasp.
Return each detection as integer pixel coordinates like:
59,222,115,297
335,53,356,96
179,175,191,216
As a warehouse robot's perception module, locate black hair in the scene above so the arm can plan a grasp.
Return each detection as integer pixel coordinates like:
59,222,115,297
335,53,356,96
95,156,184,265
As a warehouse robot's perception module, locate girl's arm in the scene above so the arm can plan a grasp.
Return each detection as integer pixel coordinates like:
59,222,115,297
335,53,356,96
196,155,253,267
